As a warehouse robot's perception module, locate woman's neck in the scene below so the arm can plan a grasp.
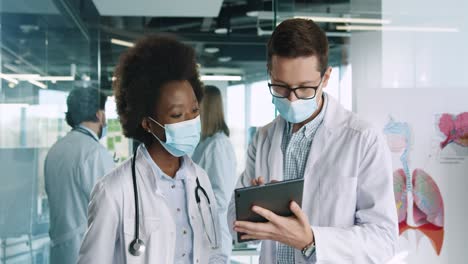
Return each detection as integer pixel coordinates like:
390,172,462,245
146,142,180,178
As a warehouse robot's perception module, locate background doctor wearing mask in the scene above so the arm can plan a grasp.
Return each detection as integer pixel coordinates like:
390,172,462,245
192,85,237,261
228,18,398,263
44,87,115,264
78,35,225,264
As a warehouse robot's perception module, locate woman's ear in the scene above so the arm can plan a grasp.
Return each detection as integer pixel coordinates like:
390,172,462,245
141,118,150,132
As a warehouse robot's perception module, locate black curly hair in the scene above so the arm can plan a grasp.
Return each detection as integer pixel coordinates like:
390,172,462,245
113,35,204,146
65,87,107,128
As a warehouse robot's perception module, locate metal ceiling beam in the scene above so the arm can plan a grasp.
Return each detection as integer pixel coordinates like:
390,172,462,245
52,0,90,41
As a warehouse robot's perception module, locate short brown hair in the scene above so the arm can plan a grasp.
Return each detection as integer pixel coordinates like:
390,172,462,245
113,35,203,146
200,85,229,140
267,18,328,75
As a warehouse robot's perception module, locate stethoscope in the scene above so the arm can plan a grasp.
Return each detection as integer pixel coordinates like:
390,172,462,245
129,144,219,256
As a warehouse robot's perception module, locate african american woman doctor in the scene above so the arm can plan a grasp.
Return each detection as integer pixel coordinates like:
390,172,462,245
78,36,225,263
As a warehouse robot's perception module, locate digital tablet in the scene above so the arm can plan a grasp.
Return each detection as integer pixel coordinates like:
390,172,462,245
234,178,304,242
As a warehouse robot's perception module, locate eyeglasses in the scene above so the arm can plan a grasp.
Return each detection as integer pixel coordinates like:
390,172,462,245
267,79,323,100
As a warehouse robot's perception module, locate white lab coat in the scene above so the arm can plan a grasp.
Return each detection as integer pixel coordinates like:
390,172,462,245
78,146,225,264
228,95,398,264
44,128,115,264
192,132,237,261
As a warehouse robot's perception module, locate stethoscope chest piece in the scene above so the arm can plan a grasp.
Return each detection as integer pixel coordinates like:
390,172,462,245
129,238,146,256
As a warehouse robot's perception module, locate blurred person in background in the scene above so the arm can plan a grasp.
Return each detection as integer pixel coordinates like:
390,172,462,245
192,85,237,262
44,87,115,264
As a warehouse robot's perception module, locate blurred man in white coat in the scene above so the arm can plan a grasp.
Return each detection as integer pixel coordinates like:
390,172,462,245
45,88,114,264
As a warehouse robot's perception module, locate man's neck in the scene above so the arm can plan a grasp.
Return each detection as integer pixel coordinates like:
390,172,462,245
291,95,324,134
80,122,100,136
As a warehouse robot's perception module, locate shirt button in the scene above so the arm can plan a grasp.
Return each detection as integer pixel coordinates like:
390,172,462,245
177,208,181,212
182,253,186,257
183,230,187,235
196,259,199,263
171,184,175,189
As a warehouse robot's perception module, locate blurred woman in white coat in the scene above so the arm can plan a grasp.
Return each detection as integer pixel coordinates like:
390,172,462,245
192,85,237,261
78,35,225,264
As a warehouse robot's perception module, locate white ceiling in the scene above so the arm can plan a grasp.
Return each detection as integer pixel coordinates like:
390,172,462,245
92,0,224,17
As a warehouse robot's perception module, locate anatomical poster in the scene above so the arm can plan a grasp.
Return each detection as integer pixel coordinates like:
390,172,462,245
356,88,468,264
435,112,468,164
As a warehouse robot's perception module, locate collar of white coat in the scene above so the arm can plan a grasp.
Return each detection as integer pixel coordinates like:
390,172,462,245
276,92,348,134
140,144,188,181
135,144,194,192
77,124,99,141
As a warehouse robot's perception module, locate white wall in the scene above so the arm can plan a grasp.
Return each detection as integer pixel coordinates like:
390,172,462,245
351,0,468,263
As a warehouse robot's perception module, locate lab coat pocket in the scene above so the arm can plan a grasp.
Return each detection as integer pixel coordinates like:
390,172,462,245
123,217,167,263
319,175,358,226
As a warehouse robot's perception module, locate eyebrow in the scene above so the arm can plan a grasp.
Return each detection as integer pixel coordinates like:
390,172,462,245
168,104,184,110
272,78,318,86
167,101,199,111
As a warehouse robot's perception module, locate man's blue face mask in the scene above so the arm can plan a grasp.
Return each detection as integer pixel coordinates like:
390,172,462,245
273,97,319,124
147,116,201,157
271,77,323,124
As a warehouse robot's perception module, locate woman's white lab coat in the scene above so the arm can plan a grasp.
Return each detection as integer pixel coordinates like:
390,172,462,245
192,132,237,261
228,95,398,264
78,146,225,264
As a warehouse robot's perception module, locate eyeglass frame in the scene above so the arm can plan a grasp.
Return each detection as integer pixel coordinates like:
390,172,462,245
267,77,323,100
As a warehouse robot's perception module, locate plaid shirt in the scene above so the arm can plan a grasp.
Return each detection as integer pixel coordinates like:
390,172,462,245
276,94,328,264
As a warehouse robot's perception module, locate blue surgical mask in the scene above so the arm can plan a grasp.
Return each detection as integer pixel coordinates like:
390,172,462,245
100,124,108,139
272,97,319,124
148,116,201,157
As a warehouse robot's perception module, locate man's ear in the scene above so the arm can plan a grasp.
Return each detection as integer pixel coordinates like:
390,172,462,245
96,110,105,123
321,66,333,88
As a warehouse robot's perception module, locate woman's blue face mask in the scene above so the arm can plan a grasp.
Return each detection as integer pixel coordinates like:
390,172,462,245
147,116,201,157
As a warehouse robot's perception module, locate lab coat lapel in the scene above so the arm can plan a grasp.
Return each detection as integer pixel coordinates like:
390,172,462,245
302,95,341,226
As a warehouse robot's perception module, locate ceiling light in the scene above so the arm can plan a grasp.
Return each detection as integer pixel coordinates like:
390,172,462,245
0,73,19,84
246,11,259,17
214,28,229,34
336,25,459,32
218,56,232,62
36,76,75,81
204,47,220,53
28,80,47,89
8,82,17,88
111,38,135,48
201,75,242,81
0,73,75,84
294,16,391,25
4,74,40,79
82,74,91,82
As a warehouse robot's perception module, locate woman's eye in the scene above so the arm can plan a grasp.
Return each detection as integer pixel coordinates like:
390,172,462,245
170,114,182,118
192,108,200,113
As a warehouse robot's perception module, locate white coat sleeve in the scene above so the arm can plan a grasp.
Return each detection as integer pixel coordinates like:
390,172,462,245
77,180,119,264
80,148,115,200
227,130,260,242
198,140,233,217
310,131,398,263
